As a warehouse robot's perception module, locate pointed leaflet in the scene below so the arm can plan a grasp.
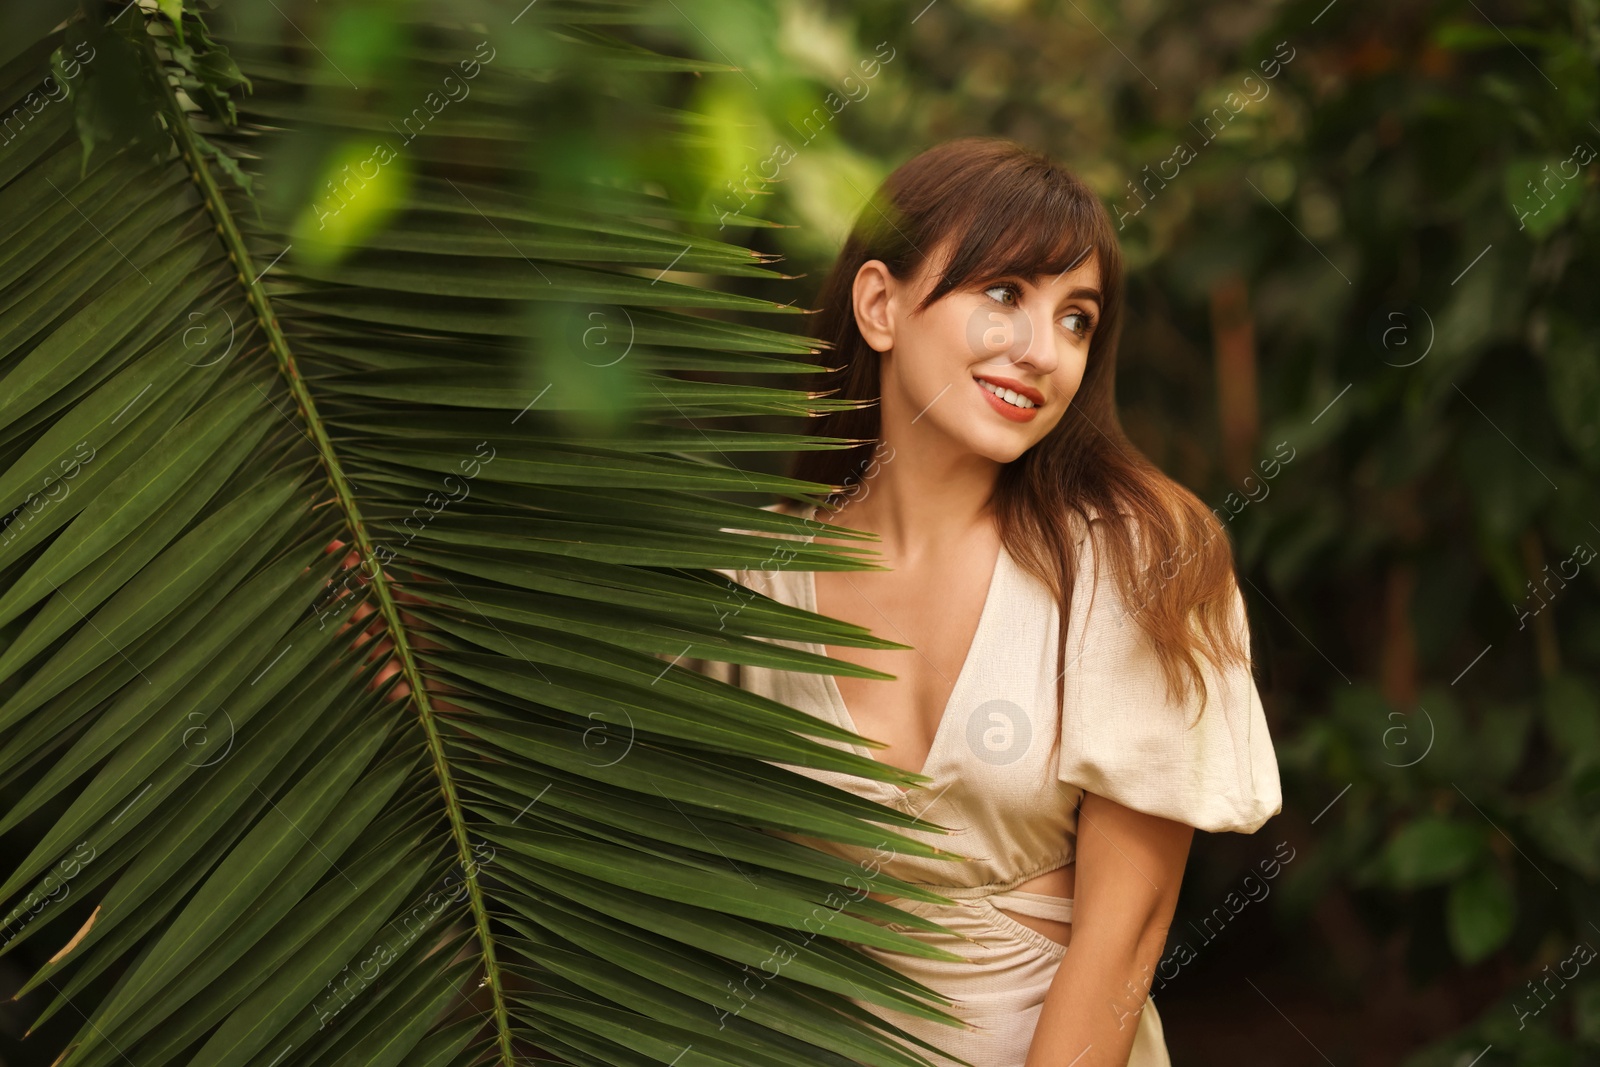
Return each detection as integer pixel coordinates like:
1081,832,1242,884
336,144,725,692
0,536,331,841
0,543,328,884
74,749,420,1058
0,463,308,716
62,712,394,1060
0,375,268,627
0,298,240,516
0,499,321,779
0,340,229,574
9,641,370,988
93,804,437,1067
0,409,276,684
180,849,439,1067
0,225,210,432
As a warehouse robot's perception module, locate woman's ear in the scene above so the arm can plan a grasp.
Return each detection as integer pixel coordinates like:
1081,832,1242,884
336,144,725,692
852,259,896,353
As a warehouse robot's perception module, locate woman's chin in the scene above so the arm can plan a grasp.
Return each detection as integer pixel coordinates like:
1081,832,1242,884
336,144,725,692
955,427,1040,466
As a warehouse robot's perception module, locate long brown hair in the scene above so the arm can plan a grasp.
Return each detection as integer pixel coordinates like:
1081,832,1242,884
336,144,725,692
790,135,1251,723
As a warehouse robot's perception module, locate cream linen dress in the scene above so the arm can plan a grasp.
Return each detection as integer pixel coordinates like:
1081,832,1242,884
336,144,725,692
681,504,1283,1067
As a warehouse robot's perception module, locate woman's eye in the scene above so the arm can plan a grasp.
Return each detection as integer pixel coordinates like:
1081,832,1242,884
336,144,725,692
984,283,1019,306
1061,311,1093,338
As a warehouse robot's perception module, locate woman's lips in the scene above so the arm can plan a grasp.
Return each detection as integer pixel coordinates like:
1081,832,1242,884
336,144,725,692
974,376,1040,422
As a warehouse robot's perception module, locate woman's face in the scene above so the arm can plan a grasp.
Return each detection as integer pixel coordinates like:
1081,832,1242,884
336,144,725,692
852,240,1103,465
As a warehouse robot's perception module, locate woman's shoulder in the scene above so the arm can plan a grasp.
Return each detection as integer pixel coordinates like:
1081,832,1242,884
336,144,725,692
707,501,814,599
712,500,814,538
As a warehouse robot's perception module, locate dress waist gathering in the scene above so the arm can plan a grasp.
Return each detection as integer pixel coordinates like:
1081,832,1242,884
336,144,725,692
978,887,1075,923
886,865,1078,925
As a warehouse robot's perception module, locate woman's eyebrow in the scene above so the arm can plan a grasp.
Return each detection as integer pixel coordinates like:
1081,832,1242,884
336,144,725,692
1012,272,1101,304
1057,285,1102,306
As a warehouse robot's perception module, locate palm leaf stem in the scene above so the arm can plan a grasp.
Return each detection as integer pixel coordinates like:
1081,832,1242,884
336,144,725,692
140,29,514,1065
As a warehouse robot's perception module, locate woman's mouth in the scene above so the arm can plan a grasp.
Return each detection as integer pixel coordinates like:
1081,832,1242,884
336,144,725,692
974,376,1041,422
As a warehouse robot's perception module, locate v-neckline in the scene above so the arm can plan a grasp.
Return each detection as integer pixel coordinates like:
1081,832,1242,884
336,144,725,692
803,536,1010,793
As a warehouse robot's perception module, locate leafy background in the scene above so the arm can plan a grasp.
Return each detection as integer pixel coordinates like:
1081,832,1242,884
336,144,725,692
0,0,1598,1065
664,1,1600,1061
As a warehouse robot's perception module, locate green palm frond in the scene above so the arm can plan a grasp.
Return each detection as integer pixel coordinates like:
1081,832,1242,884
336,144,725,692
0,3,975,1065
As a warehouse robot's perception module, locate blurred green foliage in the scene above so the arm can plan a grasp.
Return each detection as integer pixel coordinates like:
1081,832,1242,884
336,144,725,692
676,0,1600,1061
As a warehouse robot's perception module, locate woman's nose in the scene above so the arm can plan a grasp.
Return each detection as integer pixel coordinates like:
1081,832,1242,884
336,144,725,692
972,308,1059,373
991,310,1060,373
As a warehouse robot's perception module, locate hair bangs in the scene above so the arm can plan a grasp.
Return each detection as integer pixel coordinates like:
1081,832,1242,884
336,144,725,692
913,166,1118,314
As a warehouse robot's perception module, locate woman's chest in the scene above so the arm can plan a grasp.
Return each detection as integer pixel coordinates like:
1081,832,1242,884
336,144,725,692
812,534,1008,779
744,562,1082,887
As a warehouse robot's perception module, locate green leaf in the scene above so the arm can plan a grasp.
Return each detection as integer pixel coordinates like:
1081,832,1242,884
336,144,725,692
1505,156,1586,239
1543,673,1600,775
1545,312,1600,471
1446,865,1515,964
156,0,185,48
1385,816,1485,888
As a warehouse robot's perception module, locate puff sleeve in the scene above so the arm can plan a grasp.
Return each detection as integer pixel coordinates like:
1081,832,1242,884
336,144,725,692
1056,520,1283,834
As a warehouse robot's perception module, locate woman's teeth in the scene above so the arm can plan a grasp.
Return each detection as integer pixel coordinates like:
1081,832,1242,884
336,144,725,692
977,378,1037,409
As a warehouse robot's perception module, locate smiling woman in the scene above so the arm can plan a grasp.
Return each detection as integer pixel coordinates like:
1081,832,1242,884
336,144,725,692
682,137,1283,1066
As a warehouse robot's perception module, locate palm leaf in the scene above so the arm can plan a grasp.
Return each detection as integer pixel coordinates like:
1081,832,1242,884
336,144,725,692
0,3,980,1066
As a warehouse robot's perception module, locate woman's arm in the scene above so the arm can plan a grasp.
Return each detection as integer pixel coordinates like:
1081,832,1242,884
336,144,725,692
1024,790,1194,1066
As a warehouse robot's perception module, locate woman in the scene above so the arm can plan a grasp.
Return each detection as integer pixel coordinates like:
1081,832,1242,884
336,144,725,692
683,137,1282,1066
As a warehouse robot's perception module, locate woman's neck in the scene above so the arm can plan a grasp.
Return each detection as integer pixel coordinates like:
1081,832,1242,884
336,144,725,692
817,455,999,567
